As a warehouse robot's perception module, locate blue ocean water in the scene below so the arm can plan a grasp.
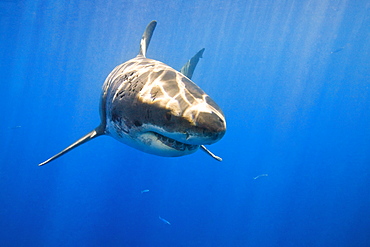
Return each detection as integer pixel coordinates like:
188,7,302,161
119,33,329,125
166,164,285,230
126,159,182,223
1,0,370,246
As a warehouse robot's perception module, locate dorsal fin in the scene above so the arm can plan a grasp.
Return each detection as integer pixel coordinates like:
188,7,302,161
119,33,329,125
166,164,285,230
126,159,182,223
138,21,157,57
180,48,205,79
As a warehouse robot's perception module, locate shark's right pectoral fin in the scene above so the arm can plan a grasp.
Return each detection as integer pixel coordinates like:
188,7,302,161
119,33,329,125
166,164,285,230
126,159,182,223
38,125,105,166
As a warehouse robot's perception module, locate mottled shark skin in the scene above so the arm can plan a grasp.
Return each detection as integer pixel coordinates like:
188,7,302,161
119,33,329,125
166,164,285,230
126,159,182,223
38,21,226,166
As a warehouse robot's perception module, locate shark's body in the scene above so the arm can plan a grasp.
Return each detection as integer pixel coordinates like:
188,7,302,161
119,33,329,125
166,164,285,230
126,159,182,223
38,21,226,166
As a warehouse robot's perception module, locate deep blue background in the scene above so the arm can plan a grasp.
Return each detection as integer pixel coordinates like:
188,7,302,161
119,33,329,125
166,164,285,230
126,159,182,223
1,0,370,246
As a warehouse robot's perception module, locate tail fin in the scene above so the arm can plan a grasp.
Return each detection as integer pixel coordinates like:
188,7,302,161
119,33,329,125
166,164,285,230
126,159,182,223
180,48,205,79
38,125,105,166
138,21,157,57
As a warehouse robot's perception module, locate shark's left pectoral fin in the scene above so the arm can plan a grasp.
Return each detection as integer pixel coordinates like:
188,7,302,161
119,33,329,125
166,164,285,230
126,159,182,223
38,125,105,166
201,145,222,162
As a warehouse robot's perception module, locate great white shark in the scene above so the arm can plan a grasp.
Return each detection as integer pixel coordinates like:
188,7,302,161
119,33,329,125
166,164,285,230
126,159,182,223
38,21,226,166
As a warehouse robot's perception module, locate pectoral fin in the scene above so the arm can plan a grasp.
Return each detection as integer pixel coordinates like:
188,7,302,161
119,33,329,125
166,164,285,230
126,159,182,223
38,125,105,166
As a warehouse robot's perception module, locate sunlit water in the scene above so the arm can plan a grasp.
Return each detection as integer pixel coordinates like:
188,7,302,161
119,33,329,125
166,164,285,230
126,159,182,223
1,1,370,246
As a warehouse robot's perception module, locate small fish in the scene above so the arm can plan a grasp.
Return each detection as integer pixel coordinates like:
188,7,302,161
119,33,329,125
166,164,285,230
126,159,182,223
331,47,344,54
331,44,350,54
141,189,149,194
9,126,21,129
159,216,171,225
253,174,268,180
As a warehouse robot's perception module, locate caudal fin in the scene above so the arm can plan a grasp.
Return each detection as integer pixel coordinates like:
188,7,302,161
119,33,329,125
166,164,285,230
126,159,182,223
38,125,105,166
180,48,205,79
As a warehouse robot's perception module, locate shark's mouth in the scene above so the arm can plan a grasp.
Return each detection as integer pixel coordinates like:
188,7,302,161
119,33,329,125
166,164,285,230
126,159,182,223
152,132,198,151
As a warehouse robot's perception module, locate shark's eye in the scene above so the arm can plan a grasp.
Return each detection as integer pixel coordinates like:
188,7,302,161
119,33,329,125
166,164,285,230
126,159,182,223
165,112,172,121
134,120,142,127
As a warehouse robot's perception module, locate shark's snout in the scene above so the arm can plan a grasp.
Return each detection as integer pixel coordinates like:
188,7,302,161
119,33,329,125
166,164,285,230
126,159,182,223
173,110,225,146
194,111,226,143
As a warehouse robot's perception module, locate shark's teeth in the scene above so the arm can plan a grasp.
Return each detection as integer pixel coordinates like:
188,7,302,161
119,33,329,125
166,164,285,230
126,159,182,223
153,132,198,151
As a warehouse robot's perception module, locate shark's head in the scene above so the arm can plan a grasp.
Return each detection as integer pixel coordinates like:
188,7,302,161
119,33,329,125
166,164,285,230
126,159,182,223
103,57,226,157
